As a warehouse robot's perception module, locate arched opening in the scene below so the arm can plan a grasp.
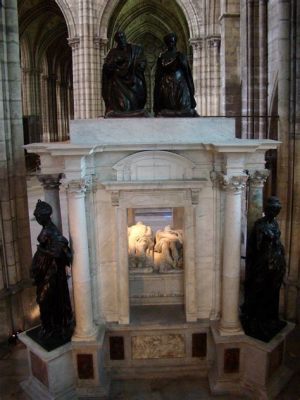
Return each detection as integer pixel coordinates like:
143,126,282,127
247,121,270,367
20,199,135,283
18,0,73,151
105,0,191,113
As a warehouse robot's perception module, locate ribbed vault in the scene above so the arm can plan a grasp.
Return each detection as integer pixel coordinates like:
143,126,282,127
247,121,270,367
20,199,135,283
105,0,191,112
18,0,73,144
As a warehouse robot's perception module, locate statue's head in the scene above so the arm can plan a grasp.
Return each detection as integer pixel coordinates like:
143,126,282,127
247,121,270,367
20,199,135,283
164,32,177,50
264,196,282,219
34,199,52,226
114,31,127,49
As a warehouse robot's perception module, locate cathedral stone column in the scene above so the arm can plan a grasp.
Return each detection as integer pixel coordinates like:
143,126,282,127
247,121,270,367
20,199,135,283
38,173,63,233
189,38,202,115
66,179,97,341
247,169,269,234
208,37,221,115
220,174,248,334
95,37,108,117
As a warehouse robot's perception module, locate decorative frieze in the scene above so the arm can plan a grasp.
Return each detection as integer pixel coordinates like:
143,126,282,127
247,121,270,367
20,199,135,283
132,334,185,359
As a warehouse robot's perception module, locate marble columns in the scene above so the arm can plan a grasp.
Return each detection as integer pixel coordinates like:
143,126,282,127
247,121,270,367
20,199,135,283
66,179,97,340
247,169,269,235
38,173,63,233
219,174,247,335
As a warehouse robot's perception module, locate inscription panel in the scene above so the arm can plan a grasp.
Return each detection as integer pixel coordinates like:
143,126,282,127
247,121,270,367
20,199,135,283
77,354,94,380
132,334,185,359
30,351,49,387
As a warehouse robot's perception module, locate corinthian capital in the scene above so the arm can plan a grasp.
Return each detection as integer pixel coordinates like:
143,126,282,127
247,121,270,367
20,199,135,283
219,174,248,192
63,176,92,195
248,169,270,187
38,173,63,190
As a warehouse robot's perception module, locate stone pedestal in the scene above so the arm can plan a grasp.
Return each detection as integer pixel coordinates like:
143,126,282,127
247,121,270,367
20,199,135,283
24,118,281,399
209,322,294,399
19,331,76,400
72,327,110,399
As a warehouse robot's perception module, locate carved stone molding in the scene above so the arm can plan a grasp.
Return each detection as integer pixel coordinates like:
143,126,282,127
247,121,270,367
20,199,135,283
111,191,120,207
67,36,80,49
94,36,108,50
207,36,221,49
189,38,204,50
191,189,200,205
38,173,63,190
248,169,270,187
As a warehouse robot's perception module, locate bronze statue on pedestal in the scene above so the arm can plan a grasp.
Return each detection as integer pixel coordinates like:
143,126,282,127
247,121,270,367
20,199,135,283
241,196,286,342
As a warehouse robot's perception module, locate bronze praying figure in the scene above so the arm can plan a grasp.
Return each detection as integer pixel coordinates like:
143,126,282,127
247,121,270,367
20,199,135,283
153,32,198,117
102,31,147,117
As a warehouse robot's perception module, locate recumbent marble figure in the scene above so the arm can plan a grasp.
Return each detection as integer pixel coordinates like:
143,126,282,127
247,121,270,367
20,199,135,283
128,221,154,270
102,31,147,117
128,222,183,273
30,200,74,343
241,196,287,342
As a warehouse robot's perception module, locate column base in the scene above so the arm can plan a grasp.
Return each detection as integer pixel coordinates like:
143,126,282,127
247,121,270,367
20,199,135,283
209,321,295,399
72,330,98,342
219,321,244,336
72,325,110,399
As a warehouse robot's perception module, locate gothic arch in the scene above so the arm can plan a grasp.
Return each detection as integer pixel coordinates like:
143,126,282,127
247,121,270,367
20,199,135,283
54,0,77,38
97,0,201,40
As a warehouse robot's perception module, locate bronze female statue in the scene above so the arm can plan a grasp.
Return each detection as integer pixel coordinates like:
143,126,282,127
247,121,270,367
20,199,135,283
31,200,73,339
102,31,147,117
154,32,197,117
241,196,286,342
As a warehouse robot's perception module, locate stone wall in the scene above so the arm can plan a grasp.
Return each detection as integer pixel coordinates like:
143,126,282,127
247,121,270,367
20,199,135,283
0,0,35,342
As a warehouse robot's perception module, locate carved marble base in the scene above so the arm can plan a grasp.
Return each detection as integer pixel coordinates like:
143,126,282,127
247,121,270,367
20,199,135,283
72,327,110,399
209,321,294,399
19,331,76,400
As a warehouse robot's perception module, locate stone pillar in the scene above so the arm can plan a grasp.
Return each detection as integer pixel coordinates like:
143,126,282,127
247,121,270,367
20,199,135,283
258,0,268,138
247,169,269,235
41,74,50,142
38,173,63,233
47,74,58,141
66,180,97,340
68,37,80,119
208,37,221,115
220,175,247,334
190,38,203,116
96,37,108,117
219,11,240,118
